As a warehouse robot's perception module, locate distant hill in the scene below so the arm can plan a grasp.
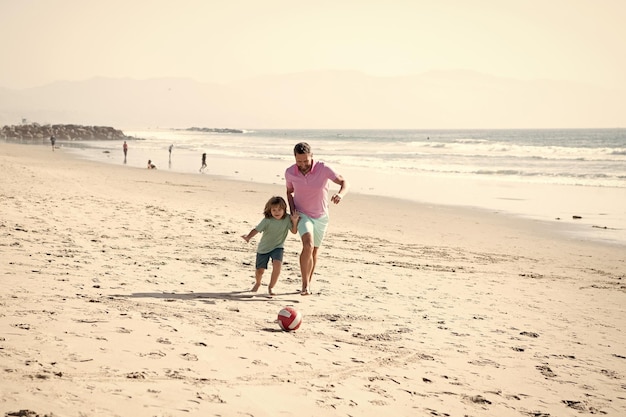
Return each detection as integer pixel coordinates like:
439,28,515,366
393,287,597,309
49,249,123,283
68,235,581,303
0,71,623,129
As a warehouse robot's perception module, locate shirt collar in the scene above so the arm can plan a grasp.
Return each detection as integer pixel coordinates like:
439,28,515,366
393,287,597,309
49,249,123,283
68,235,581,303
295,159,317,176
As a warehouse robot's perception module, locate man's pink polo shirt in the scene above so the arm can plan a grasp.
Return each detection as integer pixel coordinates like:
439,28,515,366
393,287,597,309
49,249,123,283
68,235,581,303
285,160,338,219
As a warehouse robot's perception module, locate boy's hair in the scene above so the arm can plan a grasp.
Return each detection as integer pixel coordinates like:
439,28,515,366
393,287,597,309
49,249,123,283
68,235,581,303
263,196,288,219
293,142,311,155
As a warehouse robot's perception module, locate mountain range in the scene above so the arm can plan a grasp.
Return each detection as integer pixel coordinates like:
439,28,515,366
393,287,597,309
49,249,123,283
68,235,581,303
0,70,623,129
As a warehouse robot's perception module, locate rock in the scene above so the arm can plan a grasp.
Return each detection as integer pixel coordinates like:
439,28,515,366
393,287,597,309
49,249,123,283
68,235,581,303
182,127,244,134
1,123,135,141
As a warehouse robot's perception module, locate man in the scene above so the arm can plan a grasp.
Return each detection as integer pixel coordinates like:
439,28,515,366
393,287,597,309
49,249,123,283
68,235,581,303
286,142,349,296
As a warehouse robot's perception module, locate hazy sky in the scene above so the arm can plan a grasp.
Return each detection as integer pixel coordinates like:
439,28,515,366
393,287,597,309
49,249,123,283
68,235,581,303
1,0,625,90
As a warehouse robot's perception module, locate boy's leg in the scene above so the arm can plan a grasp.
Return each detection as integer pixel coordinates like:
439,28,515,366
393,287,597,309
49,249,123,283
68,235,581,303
268,260,282,295
252,252,271,292
251,268,264,292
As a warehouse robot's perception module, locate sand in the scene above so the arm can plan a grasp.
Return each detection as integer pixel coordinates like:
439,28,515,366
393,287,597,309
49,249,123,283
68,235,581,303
1,142,624,417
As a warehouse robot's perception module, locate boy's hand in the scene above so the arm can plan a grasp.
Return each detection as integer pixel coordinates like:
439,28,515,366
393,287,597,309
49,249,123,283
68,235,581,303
241,235,250,243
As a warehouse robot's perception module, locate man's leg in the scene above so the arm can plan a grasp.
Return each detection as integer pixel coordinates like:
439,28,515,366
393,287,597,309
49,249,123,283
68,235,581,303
300,232,314,294
307,214,328,292
309,247,319,287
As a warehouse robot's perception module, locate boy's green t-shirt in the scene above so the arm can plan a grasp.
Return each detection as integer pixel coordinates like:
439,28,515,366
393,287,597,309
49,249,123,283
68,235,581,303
255,217,292,254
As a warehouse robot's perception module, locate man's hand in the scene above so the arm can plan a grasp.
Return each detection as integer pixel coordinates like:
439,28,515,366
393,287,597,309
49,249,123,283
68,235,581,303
331,194,343,204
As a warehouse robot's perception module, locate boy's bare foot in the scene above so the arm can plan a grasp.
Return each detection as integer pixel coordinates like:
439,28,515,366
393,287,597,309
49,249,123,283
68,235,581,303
251,283,261,292
268,287,275,296
300,289,310,296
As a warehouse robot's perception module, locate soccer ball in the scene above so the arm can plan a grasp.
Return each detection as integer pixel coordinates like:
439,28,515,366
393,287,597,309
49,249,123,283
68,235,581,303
277,306,302,331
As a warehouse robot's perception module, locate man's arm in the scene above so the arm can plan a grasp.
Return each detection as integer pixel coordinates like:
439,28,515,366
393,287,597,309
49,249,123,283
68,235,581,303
289,212,300,233
330,174,349,204
286,185,296,214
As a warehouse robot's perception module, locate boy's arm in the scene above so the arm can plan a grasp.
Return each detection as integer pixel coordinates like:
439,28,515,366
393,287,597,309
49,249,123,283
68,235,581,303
241,229,258,243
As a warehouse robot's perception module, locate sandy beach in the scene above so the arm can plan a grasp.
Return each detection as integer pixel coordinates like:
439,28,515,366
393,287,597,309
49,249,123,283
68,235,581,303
1,142,624,417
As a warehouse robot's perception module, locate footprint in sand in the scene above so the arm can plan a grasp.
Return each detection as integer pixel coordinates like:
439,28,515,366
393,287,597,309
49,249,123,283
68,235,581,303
180,352,198,361
537,365,557,378
5,410,41,417
467,394,492,404
139,351,166,359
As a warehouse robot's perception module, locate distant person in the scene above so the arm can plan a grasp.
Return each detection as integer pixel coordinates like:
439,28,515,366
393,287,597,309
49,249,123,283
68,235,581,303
147,160,156,169
199,153,207,172
123,141,128,156
241,196,299,295
286,142,349,295
50,135,56,151
169,144,173,160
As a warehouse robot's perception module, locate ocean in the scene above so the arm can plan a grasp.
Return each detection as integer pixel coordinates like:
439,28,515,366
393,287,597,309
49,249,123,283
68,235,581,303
51,128,626,245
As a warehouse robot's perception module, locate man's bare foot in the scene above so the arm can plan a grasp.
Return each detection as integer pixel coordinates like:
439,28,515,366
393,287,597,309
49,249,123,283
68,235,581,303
251,283,261,292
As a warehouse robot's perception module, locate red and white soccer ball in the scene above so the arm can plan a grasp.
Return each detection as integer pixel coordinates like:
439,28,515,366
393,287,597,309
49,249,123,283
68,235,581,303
277,306,302,331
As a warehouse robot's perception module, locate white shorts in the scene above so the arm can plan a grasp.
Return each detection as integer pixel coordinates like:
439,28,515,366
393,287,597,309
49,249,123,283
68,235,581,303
297,213,329,247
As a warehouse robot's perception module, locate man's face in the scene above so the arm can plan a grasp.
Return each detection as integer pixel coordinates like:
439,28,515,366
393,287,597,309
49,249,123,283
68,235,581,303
295,153,313,174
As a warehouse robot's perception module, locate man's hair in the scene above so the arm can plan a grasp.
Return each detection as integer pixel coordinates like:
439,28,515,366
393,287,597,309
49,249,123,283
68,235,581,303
293,142,311,155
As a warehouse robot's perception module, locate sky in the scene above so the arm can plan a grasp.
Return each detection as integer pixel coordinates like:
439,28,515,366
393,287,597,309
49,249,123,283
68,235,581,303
1,0,625,91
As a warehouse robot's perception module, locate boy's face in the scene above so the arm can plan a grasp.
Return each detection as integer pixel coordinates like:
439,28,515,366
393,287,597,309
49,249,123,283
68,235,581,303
295,153,313,175
270,205,285,219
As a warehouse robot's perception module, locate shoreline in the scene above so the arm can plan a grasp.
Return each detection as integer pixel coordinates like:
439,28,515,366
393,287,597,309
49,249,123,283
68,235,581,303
1,142,624,416
52,137,626,247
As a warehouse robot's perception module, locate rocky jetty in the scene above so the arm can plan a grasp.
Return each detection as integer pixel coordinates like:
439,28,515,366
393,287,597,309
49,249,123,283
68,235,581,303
0,123,134,141
183,127,244,134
